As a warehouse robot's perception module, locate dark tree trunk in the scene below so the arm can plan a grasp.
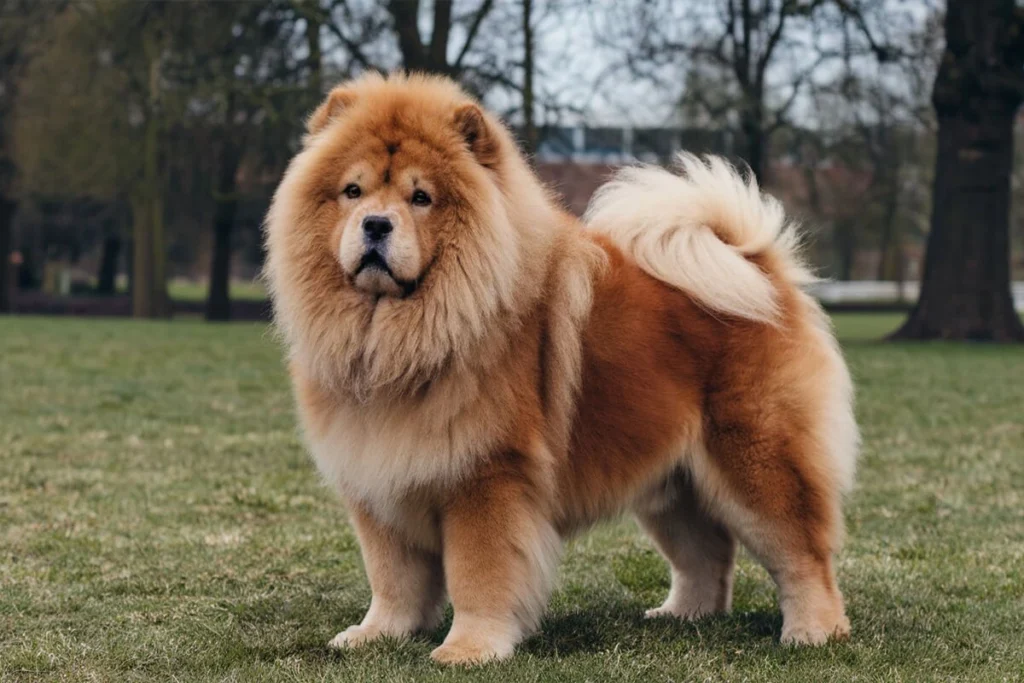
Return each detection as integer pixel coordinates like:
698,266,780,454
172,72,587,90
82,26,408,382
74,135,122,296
0,196,15,313
130,193,154,315
521,0,538,158
125,238,134,297
875,186,900,282
738,80,766,183
305,7,322,97
892,0,1024,341
835,220,856,282
131,32,170,319
741,116,766,184
96,234,121,295
387,0,493,78
205,137,243,322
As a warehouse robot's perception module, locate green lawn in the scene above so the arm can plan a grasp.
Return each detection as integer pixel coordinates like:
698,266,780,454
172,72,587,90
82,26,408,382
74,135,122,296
166,279,267,303
1,314,1022,682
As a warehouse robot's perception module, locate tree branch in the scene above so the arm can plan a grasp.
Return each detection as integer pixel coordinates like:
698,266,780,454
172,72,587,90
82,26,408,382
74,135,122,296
453,0,494,71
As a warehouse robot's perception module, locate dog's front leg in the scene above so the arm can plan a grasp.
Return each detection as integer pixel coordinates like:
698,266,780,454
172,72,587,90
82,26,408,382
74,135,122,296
431,451,561,665
329,504,445,649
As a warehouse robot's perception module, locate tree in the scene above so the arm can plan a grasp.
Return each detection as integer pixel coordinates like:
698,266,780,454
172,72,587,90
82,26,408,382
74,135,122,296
15,4,160,303
520,0,538,156
612,1,831,181
200,3,308,321
386,0,495,78
610,1,912,183
0,1,62,311
302,0,560,158
892,0,1024,342
69,0,185,318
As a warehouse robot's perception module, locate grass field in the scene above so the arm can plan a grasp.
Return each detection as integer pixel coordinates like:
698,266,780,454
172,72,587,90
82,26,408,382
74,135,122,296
110,279,267,303
166,279,267,303
2,314,1022,682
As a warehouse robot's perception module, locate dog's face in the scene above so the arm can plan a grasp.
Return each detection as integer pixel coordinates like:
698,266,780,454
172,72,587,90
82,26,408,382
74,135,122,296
273,74,503,302
335,150,439,298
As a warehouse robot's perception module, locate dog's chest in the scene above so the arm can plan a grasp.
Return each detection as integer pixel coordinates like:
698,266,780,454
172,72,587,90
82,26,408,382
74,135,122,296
298,386,506,529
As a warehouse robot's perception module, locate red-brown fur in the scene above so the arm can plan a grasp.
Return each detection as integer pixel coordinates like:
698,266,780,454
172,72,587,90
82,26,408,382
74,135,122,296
265,72,856,665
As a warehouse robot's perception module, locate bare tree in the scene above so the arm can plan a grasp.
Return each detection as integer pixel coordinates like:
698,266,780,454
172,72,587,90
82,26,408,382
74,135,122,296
609,0,913,183
612,1,834,181
386,0,495,78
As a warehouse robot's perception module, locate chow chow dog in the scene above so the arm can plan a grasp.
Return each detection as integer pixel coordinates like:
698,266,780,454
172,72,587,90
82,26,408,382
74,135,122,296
264,72,858,665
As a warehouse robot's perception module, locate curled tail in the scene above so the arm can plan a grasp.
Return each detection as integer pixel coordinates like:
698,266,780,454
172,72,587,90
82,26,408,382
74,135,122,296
583,153,814,325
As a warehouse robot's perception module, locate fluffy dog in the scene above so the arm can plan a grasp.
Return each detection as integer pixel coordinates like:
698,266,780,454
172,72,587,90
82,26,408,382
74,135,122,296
263,72,858,665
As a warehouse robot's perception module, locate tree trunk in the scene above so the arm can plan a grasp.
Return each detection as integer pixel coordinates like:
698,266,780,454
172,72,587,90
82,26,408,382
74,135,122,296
740,103,766,183
96,233,121,295
388,0,460,76
131,193,154,317
0,196,14,313
875,185,900,282
892,0,1024,341
131,118,169,318
835,219,856,281
892,112,1024,340
132,37,169,319
125,238,134,297
520,0,538,158
305,6,322,97
389,0,428,72
205,136,243,322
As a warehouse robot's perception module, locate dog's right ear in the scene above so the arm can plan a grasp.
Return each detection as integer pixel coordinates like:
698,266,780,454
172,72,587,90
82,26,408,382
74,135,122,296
307,86,356,135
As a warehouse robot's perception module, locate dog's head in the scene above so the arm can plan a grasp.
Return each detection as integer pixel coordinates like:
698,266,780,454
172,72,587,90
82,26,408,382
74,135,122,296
306,77,506,299
264,73,548,396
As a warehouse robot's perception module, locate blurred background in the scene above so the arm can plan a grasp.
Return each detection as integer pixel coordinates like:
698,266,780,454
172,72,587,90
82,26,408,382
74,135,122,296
0,0,1021,340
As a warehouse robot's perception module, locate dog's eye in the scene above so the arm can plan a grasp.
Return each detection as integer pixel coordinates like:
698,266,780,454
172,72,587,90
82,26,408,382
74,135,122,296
342,183,361,199
411,189,432,207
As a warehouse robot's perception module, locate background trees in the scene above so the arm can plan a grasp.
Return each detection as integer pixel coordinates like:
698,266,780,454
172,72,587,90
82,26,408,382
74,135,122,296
0,0,64,312
1,0,1021,341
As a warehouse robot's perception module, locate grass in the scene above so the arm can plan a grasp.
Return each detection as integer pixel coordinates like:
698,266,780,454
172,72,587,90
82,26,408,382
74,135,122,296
1,313,1022,682
166,279,268,302
113,279,268,303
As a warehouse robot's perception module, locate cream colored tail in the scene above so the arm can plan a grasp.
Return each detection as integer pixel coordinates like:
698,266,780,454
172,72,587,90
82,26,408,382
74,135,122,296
583,153,814,325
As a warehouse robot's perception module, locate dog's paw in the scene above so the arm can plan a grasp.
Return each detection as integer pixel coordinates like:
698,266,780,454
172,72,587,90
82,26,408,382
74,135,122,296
328,624,384,649
643,600,717,621
430,637,513,666
780,616,850,646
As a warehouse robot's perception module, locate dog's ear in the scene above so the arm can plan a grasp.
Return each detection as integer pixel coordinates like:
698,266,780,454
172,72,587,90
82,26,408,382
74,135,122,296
453,104,500,168
307,86,356,135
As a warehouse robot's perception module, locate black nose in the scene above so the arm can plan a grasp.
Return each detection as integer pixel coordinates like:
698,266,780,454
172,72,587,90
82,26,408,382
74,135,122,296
362,216,393,243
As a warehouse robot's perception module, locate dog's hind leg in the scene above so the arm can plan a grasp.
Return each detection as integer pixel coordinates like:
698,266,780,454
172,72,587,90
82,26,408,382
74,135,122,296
693,430,851,645
635,470,737,620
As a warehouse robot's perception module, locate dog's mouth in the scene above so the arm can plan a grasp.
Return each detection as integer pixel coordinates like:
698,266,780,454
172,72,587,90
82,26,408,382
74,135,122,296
353,250,419,298
355,250,392,278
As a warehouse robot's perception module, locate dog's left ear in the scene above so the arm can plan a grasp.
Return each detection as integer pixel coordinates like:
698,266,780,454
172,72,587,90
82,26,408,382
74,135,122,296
307,86,357,135
453,104,500,168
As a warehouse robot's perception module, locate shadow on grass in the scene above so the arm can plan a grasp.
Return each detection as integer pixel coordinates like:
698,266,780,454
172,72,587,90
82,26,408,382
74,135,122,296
524,603,784,658
221,590,787,665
